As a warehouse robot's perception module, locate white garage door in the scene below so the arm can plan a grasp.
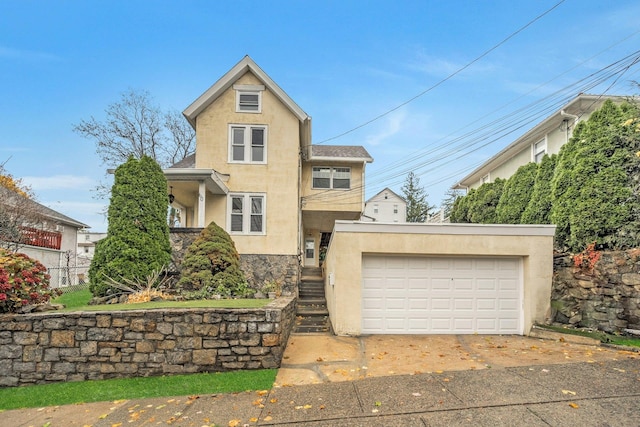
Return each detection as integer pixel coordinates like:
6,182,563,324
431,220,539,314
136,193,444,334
362,255,522,334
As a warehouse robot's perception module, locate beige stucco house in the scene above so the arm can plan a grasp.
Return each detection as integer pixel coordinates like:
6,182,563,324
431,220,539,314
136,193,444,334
165,56,372,290
453,94,629,191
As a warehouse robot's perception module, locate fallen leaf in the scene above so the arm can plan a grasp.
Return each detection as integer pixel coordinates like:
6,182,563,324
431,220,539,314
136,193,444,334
155,404,166,409
374,401,382,407
270,398,278,403
412,392,422,397
228,420,241,427
250,417,258,422
317,357,324,362
264,416,273,421
257,390,269,396
98,414,108,419
372,408,379,413
111,424,122,427
569,402,579,409
319,404,326,409
562,390,576,395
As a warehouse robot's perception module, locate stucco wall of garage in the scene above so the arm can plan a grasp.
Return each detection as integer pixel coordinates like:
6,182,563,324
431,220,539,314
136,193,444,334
323,221,556,336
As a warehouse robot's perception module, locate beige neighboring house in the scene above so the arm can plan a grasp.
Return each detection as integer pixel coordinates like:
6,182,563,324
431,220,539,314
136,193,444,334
453,94,630,191
0,186,89,288
362,187,406,222
165,56,373,289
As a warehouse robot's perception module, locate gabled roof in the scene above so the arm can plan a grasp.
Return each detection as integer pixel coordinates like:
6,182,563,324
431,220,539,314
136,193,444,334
310,145,373,163
453,94,630,189
183,55,310,127
169,153,195,169
0,186,89,229
365,187,405,204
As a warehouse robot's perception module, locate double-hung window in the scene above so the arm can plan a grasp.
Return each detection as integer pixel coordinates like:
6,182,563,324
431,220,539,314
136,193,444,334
229,194,265,234
230,125,266,163
312,167,351,189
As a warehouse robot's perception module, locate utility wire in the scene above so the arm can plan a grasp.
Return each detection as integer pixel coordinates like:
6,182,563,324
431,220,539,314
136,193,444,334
314,0,567,145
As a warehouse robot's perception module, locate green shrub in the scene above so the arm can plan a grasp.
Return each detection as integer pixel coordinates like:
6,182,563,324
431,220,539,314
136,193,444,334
178,221,250,298
450,188,474,223
89,156,171,297
521,154,557,224
468,178,506,224
0,249,59,313
551,100,640,251
496,163,538,224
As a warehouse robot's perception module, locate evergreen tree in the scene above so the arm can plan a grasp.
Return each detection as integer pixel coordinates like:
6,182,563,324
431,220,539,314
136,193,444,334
496,162,538,224
178,221,249,298
467,178,506,224
441,188,463,220
401,172,434,222
450,188,474,223
521,154,557,224
89,156,171,297
551,100,640,251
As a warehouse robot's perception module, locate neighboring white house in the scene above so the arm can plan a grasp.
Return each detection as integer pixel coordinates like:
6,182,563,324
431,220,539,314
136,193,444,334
362,187,406,223
77,231,107,262
453,94,631,191
0,186,89,288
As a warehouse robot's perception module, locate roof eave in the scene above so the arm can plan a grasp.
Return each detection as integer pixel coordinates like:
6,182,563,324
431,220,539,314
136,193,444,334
309,156,374,163
183,56,310,128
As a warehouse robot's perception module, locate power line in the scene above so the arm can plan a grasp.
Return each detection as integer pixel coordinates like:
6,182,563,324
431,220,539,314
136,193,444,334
314,0,567,145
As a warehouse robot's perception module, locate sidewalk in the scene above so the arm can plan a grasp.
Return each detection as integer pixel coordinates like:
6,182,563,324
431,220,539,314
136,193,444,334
4,335,639,426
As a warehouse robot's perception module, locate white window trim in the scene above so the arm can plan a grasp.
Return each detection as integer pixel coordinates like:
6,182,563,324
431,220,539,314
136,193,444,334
228,124,268,164
312,166,351,190
234,84,264,113
481,174,490,184
227,193,266,235
533,137,547,163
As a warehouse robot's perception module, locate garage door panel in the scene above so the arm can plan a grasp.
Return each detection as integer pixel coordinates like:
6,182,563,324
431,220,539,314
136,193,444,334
362,255,522,334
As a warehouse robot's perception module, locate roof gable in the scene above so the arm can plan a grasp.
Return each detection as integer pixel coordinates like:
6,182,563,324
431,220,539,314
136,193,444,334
309,145,373,163
366,187,405,204
183,56,310,127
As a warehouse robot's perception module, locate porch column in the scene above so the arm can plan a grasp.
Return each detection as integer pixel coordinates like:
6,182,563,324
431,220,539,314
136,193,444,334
197,181,206,227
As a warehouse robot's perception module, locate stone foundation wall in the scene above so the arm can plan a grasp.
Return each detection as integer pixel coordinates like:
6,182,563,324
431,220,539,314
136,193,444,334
552,249,640,332
0,297,296,387
169,229,300,293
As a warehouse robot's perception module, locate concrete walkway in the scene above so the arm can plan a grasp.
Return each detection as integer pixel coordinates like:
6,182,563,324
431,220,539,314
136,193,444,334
3,333,639,426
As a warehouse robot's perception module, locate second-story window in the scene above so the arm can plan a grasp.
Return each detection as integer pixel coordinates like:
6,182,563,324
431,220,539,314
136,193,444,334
312,167,351,189
235,87,262,113
230,125,267,164
533,138,547,163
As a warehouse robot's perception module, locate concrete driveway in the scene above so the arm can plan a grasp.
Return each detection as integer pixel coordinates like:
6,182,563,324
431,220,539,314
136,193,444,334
276,331,639,386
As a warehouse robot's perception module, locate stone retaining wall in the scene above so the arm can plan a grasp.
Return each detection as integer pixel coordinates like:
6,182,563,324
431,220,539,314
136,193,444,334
0,297,296,387
552,249,640,332
169,228,299,293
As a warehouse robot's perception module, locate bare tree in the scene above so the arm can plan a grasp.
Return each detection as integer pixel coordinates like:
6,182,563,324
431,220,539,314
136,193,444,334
73,89,195,168
0,164,45,252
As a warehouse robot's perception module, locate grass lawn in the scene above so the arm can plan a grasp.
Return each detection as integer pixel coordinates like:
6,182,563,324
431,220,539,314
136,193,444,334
51,288,271,311
0,369,277,410
537,324,640,348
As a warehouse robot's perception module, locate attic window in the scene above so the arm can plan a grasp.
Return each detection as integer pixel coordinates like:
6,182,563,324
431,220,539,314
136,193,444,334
533,138,547,163
234,84,264,113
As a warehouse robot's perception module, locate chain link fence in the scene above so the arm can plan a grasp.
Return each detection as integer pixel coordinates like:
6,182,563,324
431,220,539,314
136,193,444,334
46,265,91,292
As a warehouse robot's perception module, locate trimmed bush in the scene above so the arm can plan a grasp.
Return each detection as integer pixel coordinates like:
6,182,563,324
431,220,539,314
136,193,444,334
521,154,557,224
89,156,171,297
496,162,538,224
551,100,640,251
0,249,58,313
450,188,475,223
178,221,250,298
468,178,506,224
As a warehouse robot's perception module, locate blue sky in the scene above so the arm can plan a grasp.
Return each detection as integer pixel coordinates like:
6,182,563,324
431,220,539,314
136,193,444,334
2,0,640,232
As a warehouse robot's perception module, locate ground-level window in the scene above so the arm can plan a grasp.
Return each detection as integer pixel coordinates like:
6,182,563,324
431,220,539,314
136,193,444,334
312,167,351,189
229,193,265,234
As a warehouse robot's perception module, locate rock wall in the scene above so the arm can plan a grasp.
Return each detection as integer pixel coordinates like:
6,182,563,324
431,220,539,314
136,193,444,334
169,229,300,293
0,297,296,387
552,249,640,332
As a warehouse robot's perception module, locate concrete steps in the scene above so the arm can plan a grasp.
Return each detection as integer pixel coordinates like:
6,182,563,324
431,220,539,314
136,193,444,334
294,268,332,334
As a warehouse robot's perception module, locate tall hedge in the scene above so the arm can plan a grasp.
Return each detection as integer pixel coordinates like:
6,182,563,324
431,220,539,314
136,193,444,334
89,156,171,297
550,100,640,252
496,162,538,224
177,221,249,298
521,154,557,224
468,178,506,224
450,188,475,223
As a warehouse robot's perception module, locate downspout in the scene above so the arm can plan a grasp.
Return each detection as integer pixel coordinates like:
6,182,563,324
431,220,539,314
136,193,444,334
560,110,578,143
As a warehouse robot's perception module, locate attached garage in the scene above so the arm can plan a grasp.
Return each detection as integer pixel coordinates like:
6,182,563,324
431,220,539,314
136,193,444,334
361,255,522,334
323,221,555,336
